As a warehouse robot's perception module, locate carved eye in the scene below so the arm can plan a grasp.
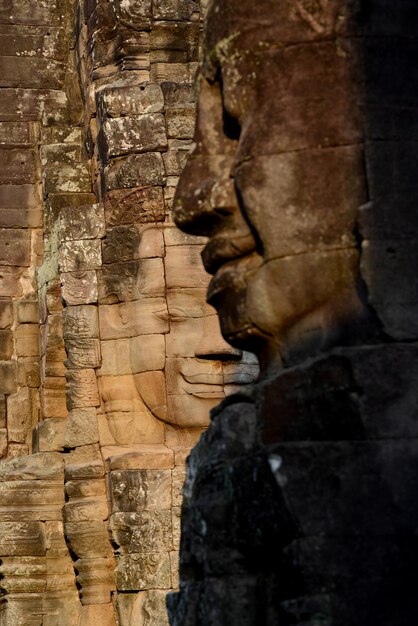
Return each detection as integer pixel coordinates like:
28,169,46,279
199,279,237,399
168,307,190,322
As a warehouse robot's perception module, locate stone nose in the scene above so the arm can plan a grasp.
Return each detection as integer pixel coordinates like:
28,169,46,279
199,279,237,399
194,315,242,361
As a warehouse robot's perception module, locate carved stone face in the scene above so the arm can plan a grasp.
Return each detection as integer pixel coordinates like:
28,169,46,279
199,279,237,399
173,0,372,370
98,225,258,438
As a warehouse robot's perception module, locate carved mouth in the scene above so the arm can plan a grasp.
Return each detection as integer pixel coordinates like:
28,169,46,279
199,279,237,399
201,231,256,274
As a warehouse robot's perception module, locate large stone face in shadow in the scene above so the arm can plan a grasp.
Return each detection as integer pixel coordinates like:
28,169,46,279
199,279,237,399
170,0,418,624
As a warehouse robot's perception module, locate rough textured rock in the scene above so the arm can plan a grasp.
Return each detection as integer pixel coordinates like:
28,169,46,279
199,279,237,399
170,1,418,625
0,0,260,623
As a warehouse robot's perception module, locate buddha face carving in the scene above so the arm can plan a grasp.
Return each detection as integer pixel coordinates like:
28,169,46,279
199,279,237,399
98,224,258,440
173,0,374,370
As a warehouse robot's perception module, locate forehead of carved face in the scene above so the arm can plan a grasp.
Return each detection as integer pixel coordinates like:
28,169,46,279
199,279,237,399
174,0,372,368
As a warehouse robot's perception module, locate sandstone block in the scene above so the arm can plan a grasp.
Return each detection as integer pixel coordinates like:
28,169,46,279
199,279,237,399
0,556,47,593
97,257,165,304
59,239,102,272
0,479,64,522
116,590,170,626
0,266,23,297
102,444,174,471
42,387,68,419
0,451,63,481
104,152,164,190
65,478,106,500
150,21,199,56
15,324,39,357
36,417,66,452
109,469,171,512
104,186,164,227
98,298,168,340
0,120,39,147
0,228,31,266
0,329,13,359
0,394,5,427
61,271,98,305
66,369,100,409
64,497,109,524
43,163,91,194
44,520,70,558
59,203,105,241
0,593,43,626
63,407,99,447
17,300,39,323
102,224,164,263
18,357,41,388
172,506,181,551
165,245,209,288
0,147,38,184
0,428,6,457
110,510,173,554
99,114,167,162
133,370,167,421
163,149,189,176
79,603,115,626
172,466,186,508
41,142,82,167
7,386,31,443
110,0,151,24
0,299,13,328
116,552,171,591
0,522,46,557
46,555,78,592
153,0,197,20
99,334,164,376
0,361,17,394
166,105,195,138
0,183,42,228
65,338,101,369
65,520,113,559
75,556,116,605
63,305,99,339
97,83,164,118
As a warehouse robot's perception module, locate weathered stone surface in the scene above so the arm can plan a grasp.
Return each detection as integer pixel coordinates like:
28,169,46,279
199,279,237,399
97,258,164,303
36,417,66,452
117,590,170,626
0,329,13,360
66,369,100,409
102,224,164,263
0,522,45,556
65,338,101,369
43,163,91,194
0,183,42,228
109,469,171,513
15,324,40,356
99,334,164,376
165,245,209,289
110,510,172,554
74,556,115,604
0,361,18,394
59,203,105,241
116,553,171,591
7,386,31,443
61,270,98,305
99,114,167,161
59,239,102,272
104,152,164,190
0,266,24,297
0,299,13,329
65,520,113,558
63,305,99,340
41,387,67,419
79,603,115,626
98,298,168,339
104,186,164,227
64,407,99,447
166,105,195,139
102,445,174,471
97,83,164,118
0,451,63,482
0,228,31,266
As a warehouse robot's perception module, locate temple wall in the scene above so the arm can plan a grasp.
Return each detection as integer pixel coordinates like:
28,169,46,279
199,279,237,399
0,1,257,624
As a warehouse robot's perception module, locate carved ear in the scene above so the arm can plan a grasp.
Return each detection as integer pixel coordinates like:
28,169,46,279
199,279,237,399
293,0,338,34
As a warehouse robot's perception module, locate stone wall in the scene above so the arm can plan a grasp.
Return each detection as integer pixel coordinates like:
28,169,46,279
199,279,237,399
0,0,257,624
